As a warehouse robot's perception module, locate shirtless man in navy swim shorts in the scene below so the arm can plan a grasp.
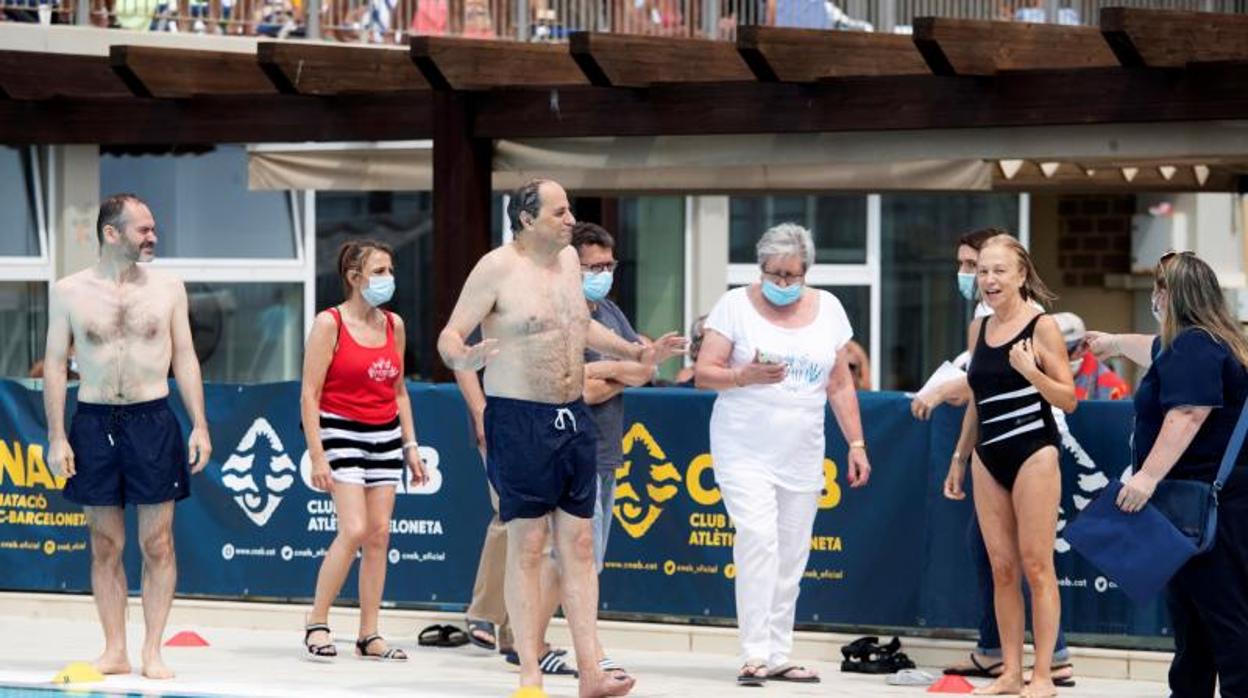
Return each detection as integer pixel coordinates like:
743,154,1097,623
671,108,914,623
439,179,684,697
44,193,212,680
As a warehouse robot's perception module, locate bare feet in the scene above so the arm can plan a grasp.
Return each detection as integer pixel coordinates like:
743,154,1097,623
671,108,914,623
92,651,132,675
1022,678,1058,697
141,651,175,680
973,674,1024,695
579,670,636,697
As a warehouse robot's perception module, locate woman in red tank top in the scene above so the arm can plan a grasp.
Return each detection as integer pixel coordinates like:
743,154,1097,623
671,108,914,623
299,240,428,663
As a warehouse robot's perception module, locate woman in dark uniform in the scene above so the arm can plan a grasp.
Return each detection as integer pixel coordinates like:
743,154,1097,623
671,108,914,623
1088,251,1248,697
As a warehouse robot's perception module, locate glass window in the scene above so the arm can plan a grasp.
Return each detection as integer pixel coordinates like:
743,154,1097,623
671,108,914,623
0,282,47,379
615,196,686,382
189,282,303,383
814,285,870,354
729,195,867,265
315,192,435,379
880,194,1019,391
99,146,296,259
0,147,40,257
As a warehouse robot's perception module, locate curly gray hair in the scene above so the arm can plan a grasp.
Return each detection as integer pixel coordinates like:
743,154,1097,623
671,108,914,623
756,223,815,272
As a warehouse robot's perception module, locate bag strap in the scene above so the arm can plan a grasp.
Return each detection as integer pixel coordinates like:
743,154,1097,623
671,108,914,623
1215,398,1248,491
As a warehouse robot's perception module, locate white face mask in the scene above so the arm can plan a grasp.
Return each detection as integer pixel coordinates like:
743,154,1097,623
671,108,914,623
1151,292,1164,324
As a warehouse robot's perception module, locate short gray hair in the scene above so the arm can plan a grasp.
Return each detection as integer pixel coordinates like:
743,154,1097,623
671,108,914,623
508,179,548,233
756,223,815,271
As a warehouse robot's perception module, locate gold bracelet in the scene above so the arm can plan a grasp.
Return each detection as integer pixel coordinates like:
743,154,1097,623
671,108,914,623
849,440,866,451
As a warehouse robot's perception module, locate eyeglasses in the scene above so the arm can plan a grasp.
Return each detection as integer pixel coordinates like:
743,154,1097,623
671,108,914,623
581,262,618,274
761,270,805,284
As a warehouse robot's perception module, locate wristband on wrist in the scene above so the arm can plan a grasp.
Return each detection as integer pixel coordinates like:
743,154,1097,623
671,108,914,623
402,441,419,452
849,440,866,451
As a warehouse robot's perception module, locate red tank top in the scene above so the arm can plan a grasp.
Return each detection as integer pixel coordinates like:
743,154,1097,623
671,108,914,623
319,307,402,424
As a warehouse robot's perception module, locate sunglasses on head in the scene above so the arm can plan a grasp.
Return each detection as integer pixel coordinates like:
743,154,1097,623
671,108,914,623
1160,250,1194,264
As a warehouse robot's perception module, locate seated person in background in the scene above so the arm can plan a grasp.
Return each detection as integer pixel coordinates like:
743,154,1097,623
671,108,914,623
673,315,706,387
1052,312,1129,401
30,343,79,382
843,339,871,391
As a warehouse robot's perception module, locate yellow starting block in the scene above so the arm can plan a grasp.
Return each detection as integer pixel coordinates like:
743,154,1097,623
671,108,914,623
509,687,549,698
52,661,105,684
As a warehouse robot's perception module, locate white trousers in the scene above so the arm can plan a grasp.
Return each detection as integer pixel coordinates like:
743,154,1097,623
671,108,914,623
717,468,820,667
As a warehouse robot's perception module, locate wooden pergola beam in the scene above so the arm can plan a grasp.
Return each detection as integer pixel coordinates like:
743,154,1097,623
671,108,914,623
257,42,429,95
410,36,588,90
569,32,753,88
429,90,492,382
111,46,277,98
0,94,432,144
913,17,1118,76
4,62,1248,143
736,26,929,81
1101,8,1248,68
0,51,131,100
472,64,1248,138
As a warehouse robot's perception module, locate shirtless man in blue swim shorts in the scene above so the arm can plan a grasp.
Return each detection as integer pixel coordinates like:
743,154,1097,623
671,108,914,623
43,193,212,680
439,179,685,698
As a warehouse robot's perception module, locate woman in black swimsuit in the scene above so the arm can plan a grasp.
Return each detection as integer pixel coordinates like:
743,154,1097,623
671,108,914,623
952,235,1076,697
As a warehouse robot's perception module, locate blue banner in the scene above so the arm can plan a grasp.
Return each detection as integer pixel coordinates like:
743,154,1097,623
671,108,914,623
0,380,1170,639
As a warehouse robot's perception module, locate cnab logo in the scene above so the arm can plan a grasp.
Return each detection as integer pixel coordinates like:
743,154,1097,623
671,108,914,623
221,418,298,527
613,423,682,539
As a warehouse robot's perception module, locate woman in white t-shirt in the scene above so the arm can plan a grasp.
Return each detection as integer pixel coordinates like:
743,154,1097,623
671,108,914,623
695,223,872,686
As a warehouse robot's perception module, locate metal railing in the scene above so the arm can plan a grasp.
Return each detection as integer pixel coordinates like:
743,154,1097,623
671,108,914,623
2,0,1245,43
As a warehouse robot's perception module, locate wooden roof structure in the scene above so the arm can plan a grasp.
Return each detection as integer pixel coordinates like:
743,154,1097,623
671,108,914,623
2,6,1247,377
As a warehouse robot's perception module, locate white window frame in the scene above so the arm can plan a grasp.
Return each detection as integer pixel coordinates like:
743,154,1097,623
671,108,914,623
0,147,54,381
145,190,315,334
725,193,882,389
0,146,54,284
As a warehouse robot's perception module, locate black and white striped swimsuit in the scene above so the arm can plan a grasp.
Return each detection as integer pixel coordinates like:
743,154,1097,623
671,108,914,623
967,313,1059,491
319,411,404,488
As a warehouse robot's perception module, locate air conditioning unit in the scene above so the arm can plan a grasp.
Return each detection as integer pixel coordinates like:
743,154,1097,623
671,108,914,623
1131,212,1188,273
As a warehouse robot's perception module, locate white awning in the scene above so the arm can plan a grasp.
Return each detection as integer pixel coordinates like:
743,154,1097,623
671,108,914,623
248,136,992,192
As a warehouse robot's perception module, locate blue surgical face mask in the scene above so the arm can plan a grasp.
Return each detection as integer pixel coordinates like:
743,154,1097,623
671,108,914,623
957,272,976,301
762,280,802,307
362,275,395,307
582,271,613,302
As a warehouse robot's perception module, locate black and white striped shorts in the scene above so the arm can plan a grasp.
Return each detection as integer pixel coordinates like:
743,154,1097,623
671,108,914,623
319,412,404,488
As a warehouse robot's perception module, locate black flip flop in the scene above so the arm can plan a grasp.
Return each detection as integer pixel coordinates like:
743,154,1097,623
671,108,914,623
1028,662,1076,688
466,619,497,651
417,624,469,648
944,652,1004,678
767,664,821,683
737,663,767,687
418,624,446,647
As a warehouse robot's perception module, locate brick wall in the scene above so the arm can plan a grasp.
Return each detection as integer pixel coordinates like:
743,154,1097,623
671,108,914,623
1056,195,1134,287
